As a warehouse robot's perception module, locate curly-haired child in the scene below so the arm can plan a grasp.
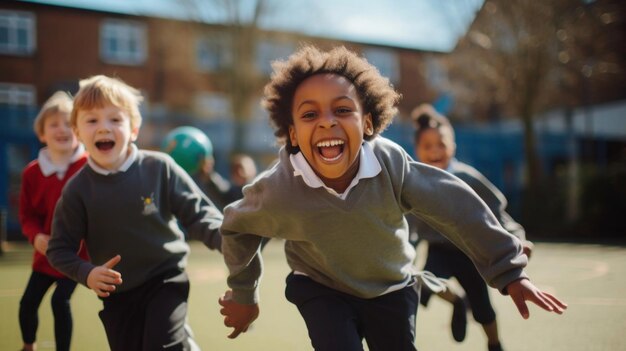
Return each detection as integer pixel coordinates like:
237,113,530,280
218,46,566,351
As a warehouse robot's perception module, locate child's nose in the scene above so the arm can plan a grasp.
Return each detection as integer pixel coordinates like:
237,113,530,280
319,111,337,128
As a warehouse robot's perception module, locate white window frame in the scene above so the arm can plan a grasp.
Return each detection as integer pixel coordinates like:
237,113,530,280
0,10,36,55
196,35,232,72
0,82,36,106
100,19,147,65
363,47,400,84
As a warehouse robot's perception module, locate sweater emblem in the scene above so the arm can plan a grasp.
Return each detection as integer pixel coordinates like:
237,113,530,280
141,193,159,215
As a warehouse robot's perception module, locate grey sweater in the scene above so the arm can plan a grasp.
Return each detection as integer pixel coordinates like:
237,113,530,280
48,150,223,293
221,137,528,304
411,159,526,246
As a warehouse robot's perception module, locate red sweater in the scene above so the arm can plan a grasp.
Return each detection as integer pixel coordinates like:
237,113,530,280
19,153,89,278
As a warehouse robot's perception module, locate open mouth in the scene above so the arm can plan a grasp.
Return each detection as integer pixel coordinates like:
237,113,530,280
55,136,71,143
316,139,345,162
95,139,115,151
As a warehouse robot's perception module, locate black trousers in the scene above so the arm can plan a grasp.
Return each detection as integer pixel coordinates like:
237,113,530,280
420,245,496,324
285,272,419,351
19,270,78,351
98,270,193,351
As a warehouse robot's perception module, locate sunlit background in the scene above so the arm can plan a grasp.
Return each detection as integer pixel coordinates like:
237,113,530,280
1,0,625,241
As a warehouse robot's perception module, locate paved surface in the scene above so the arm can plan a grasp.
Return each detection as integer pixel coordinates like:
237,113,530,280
1,239,624,350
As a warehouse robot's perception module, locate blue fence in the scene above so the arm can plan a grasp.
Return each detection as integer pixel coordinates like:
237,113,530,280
0,107,572,239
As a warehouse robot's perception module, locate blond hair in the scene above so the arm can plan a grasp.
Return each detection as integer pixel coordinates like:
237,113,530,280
71,75,143,130
33,91,73,137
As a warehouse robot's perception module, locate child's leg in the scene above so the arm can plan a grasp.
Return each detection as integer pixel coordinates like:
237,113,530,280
285,273,364,351
359,283,419,351
419,245,453,307
452,255,499,347
19,271,55,348
98,287,147,351
424,246,467,342
50,278,78,351
142,271,192,351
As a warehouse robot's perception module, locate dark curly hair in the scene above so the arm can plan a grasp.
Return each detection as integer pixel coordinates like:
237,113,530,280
262,45,402,153
410,103,455,145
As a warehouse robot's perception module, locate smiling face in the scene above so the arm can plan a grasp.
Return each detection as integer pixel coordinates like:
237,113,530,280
38,112,79,155
74,103,138,171
289,73,373,180
415,128,455,170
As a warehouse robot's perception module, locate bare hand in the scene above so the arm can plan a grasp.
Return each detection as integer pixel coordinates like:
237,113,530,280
506,278,567,319
218,290,259,339
87,255,123,298
33,233,49,256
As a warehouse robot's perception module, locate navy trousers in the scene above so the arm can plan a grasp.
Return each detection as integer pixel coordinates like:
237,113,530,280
98,270,193,351
19,271,77,351
285,272,419,351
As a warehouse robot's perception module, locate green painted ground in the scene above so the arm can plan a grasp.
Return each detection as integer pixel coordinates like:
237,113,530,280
1,239,624,350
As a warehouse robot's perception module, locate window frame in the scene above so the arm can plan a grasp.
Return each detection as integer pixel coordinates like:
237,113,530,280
0,10,36,56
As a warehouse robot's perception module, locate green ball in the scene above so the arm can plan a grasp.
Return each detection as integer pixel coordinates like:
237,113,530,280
161,126,213,175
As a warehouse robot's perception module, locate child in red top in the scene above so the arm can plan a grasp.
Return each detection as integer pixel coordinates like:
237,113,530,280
18,91,88,351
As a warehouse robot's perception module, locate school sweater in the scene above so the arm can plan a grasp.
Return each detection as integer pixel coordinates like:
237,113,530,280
19,148,88,278
47,150,223,293
221,136,528,304
412,159,526,246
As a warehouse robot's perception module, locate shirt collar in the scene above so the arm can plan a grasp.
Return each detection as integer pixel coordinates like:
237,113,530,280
38,143,85,179
289,141,381,199
88,143,138,175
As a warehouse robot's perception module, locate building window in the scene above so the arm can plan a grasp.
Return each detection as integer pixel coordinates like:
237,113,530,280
0,83,36,106
0,10,36,56
363,48,399,84
255,40,294,75
193,91,232,120
197,35,232,72
100,19,147,65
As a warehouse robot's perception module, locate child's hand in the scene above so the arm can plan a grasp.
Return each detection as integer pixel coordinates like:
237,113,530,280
506,278,567,319
218,290,259,339
33,233,49,255
87,255,123,298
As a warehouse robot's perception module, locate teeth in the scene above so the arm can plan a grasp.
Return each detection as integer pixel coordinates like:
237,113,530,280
316,139,344,147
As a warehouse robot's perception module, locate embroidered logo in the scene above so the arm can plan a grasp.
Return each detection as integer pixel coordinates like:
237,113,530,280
141,193,159,215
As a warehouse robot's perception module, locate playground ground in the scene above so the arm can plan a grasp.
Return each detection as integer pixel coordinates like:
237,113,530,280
0,238,624,350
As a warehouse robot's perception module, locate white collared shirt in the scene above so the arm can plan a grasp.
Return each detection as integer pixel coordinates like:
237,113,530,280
88,143,138,175
289,141,381,200
38,144,86,180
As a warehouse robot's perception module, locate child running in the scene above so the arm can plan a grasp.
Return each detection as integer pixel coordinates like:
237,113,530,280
411,104,533,351
18,91,88,351
47,75,223,351
217,46,566,351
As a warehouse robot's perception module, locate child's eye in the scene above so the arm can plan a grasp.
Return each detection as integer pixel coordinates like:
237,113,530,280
301,111,317,120
336,107,352,114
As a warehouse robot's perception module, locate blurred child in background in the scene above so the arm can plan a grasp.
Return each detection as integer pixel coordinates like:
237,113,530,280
411,104,534,351
18,91,88,351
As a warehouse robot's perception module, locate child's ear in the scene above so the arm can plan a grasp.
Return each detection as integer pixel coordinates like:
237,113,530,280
364,113,374,136
288,125,298,147
72,127,82,143
130,126,139,142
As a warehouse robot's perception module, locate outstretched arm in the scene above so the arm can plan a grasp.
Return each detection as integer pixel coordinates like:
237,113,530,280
218,290,259,339
506,278,567,319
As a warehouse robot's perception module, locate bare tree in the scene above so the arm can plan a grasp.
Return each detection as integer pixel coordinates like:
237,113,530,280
446,0,625,187
178,0,276,152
